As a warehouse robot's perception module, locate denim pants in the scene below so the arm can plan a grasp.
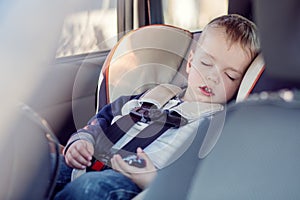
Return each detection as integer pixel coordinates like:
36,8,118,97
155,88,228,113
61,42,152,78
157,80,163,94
52,155,142,200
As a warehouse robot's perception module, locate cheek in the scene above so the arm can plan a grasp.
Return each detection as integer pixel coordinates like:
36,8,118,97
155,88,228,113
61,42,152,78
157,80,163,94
225,88,236,100
225,82,240,100
188,68,205,83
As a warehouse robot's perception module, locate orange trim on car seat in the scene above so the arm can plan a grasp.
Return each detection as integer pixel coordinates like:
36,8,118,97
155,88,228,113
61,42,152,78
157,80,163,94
105,66,110,104
246,65,265,98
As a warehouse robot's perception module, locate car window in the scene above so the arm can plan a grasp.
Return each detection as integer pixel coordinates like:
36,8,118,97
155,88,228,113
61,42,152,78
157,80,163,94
162,0,228,31
56,0,117,58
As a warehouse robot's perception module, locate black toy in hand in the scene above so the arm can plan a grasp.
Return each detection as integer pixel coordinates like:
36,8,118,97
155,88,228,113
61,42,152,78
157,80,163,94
123,155,146,168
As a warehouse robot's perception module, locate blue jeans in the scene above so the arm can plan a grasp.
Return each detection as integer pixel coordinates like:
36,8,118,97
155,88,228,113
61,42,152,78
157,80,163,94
53,155,142,200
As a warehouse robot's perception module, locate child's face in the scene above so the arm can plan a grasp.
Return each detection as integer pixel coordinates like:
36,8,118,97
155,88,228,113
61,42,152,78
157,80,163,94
184,27,252,103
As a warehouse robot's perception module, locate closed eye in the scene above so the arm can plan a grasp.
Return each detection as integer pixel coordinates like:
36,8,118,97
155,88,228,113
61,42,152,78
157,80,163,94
227,74,236,81
225,72,240,81
201,61,213,67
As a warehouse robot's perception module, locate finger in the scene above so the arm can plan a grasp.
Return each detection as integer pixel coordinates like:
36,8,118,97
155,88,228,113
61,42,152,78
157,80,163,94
111,155,131,177
65,152,86,169
68,146,91,167
85,142,94,155
136,148,150,162
136,147,143,153
115,155,145,174
112,154,128,171
136,148,156,171
75,141,93,161
111,155,122,172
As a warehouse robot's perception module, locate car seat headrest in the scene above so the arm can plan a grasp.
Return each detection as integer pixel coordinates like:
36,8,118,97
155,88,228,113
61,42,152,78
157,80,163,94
236,53,265,102
97,25,192,110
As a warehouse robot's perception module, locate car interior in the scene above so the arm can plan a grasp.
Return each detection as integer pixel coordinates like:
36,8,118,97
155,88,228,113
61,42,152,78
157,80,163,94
0,0,299,199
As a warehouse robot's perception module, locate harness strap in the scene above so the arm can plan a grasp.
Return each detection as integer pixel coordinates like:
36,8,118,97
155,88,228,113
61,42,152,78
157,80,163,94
103,114,139,145
91,109,187,170
90,84,185,170
118,110,187,157
139,84,182,109
117,122,171,158
102,84,183,149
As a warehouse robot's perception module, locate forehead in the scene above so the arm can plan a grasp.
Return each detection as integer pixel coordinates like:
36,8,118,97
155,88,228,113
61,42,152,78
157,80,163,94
197,27,251,74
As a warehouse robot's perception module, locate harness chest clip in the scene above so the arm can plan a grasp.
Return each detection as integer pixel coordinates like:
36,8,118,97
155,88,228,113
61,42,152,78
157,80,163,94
130,106,164,123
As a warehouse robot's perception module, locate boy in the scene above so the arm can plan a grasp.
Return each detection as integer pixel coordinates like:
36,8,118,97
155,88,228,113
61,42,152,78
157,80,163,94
54,14,260,199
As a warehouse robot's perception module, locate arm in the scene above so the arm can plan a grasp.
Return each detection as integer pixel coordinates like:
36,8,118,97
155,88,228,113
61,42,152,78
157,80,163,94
64,94,141,169
111,147,157,189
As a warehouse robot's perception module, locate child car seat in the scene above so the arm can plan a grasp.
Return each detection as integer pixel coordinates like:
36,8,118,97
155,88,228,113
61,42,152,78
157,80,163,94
68,24,266,199
94,24,266,200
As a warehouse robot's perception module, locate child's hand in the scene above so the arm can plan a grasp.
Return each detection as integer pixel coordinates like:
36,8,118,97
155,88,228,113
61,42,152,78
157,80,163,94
111,147,157,189
64,140,94,169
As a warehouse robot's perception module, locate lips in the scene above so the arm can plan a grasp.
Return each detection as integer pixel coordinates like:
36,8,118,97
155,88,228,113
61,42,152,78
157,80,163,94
199,86,214,97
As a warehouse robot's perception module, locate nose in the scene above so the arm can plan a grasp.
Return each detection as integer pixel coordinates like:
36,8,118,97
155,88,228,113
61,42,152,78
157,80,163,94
206,75,219,84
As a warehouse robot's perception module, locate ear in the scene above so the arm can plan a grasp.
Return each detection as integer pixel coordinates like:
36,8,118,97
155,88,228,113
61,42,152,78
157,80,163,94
186,50,194,74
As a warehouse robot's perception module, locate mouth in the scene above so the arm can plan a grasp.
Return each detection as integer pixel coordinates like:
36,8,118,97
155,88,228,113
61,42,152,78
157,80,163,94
199,86,214,97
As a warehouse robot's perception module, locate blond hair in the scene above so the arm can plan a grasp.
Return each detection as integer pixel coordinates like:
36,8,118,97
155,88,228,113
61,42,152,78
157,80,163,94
203,14,260,60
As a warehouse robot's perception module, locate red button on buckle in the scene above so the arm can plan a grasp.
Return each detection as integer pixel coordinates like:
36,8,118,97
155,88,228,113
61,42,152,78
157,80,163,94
90,160,105,171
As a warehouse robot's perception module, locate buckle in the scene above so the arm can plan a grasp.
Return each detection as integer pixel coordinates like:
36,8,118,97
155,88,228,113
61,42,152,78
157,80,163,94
130,107,188,128
89,160,105,171
87,153,113,172
87,156,105,171
130,107,165,123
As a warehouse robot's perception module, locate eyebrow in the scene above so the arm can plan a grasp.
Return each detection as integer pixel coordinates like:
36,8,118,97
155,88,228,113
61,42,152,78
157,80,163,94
200,48,215,60
226,67,243,76
200,47,244,76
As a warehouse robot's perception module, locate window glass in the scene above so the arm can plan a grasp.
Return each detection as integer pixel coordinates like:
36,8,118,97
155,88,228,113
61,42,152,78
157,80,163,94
162,0,228,31
56,0,117,58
